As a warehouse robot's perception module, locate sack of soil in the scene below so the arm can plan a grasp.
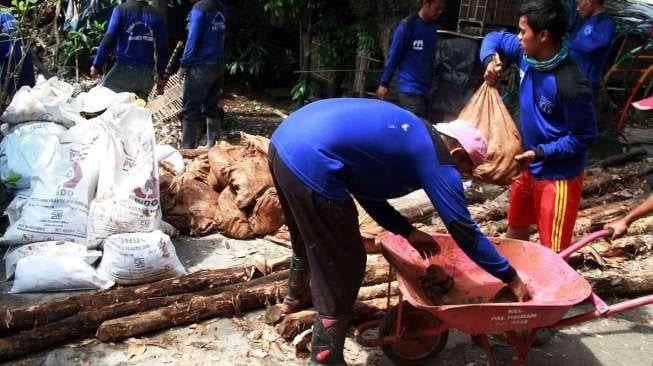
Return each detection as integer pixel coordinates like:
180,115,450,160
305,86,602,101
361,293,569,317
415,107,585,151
249,187,284,235
208,141,242,192
185,153,211,185
457,80,522,185
215,187,255,239
221,151,273,209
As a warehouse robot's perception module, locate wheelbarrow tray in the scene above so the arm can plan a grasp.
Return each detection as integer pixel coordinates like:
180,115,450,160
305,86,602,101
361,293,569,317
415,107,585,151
381,233,593,334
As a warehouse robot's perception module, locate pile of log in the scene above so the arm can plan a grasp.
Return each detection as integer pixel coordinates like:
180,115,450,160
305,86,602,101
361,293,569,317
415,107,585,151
0,253,398,361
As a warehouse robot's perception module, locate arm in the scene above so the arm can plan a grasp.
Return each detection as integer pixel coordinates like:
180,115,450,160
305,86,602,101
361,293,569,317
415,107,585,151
92,8,121,70
568,18,616,53
355,198,414,238
604,194,653,239
535,94,597,161
180,7,203,68
421,166,516,283
378,22,409,88
154,16,169,77
479,31,523,66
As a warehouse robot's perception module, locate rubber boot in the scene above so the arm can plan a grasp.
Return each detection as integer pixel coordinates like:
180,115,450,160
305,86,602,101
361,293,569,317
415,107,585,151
310,314,350,365
181,120,200,149
204,117,221,149
278,254,311,314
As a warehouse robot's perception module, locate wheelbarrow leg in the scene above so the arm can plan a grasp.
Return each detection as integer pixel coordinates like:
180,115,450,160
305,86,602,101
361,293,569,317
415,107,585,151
505,330,536,366
471,334,498,366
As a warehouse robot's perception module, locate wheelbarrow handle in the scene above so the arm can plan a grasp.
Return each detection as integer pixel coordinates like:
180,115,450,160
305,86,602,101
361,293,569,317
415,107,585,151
558,229,612,260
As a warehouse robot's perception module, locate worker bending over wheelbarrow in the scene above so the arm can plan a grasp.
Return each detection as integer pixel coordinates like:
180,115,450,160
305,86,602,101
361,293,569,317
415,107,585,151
268,98,530,365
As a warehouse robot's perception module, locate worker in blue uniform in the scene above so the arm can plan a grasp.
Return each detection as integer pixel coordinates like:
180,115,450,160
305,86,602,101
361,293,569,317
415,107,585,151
568,0,616,104
90,0,169,100
481,0,598,254
269,98,530,365
376,0,446,119
0,10,34,96
178,0,227,149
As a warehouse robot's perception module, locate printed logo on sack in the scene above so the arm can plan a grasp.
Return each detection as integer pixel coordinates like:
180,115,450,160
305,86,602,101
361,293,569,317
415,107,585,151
537,95,554,115
62,150,84,189
413,39,424,51
211,12,226,32
127,21,155,42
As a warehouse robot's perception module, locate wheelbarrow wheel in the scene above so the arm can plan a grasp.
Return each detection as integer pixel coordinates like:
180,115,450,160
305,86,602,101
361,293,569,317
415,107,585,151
379,302,448,366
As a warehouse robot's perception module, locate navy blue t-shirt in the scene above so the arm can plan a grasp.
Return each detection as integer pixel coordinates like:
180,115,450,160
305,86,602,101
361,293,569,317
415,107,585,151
380,16,438,96
93,0,168,76
271,98,515,283
180,0,227,67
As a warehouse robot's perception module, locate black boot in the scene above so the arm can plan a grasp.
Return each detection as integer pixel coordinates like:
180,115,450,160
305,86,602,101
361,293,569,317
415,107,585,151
279,255,311,314
204,117,221,149
181,120,200,149
310,314,350,365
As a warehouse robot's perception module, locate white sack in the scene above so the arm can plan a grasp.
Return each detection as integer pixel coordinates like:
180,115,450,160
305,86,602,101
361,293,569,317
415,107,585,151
4,241,102,279
86,103,162,247
9,256,114,293
97,230,186,285
0,76,84,127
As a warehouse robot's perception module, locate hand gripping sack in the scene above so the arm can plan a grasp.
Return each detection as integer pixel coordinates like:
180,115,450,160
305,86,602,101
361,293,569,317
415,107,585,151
457,82,523,185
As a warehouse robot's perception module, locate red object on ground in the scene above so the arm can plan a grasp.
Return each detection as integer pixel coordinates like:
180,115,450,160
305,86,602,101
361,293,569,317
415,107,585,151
355,231,653,366
632,95,653,111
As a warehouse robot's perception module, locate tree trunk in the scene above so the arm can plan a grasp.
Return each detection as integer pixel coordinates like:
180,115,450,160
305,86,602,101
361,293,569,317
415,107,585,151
0,258,290,335
96,273,289,342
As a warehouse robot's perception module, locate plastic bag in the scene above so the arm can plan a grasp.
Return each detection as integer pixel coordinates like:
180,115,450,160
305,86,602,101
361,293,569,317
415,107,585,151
10,256,114,293
457,82,523,185
0,122,67,189
4,240,101,279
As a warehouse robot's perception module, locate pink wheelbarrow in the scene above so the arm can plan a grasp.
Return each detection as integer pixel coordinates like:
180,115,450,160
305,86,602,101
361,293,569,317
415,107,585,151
354,230,653,366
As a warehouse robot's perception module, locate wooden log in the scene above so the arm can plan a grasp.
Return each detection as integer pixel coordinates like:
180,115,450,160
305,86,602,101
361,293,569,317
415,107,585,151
0,271,291,361
597,148,647,168
95,272,289,342
580,255,653,296
582,170,642,197
0,257,290,335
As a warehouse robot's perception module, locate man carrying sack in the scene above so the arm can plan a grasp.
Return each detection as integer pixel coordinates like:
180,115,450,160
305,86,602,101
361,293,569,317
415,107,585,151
480,0,598,253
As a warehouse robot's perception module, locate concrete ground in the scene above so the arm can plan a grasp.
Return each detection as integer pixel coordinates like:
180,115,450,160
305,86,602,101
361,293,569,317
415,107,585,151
1,234,652,366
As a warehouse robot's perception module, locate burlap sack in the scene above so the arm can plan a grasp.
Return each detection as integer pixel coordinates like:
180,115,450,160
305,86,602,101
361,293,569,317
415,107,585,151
249,187,284,235
175,177,220,236
222,152,273,209
241,132,269,156
215,187,255,239
457,82,523,185
185,153,211,185
208,141,242,192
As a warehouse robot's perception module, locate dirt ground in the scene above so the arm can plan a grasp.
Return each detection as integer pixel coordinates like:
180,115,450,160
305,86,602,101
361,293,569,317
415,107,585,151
1,233,652,366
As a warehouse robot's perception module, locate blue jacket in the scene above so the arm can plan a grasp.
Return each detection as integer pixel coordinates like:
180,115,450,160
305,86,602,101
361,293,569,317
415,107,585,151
271,98,516,283
379,15,438,96
568,12,616,89
180,0,226,67
93,0,168,76
480,31,598,180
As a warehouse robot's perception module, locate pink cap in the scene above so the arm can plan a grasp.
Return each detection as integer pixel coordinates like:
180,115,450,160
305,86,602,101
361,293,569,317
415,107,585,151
434,120,488,167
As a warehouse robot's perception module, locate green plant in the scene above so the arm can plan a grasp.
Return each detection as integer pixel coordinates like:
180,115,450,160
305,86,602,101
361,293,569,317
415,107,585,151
290,78,313,106
60,20,105,66
226,43,268,77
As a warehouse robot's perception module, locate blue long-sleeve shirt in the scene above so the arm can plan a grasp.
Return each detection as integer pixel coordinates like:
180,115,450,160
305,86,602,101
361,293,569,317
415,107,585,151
379,16,438,96
0,11,16,60
480,31,597,180
180,0,226,67
93,0,168,76
271,98,516,283
568,12,616,89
